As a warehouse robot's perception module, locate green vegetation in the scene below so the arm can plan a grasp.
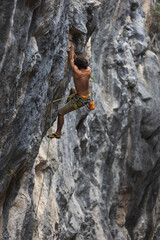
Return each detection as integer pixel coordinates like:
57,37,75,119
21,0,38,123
7,166,16,177
151,2,160,34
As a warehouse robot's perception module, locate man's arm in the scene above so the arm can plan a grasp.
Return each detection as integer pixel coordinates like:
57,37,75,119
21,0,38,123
69,41,75,69
69,41,80,72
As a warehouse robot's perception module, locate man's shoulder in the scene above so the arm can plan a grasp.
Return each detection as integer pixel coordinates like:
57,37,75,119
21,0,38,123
87,67,91,74
83,67,91,76
81,67,91,74
73,66,91,76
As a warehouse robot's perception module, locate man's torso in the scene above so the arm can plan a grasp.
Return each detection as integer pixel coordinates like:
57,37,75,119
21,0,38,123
73,67,91,96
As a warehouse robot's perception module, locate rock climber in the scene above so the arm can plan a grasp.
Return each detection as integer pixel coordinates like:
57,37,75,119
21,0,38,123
48,39,95,139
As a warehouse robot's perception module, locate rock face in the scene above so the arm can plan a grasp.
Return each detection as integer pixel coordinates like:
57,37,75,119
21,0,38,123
0,0,160,239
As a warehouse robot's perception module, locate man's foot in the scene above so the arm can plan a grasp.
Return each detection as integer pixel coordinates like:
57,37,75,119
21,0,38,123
47,132,61,139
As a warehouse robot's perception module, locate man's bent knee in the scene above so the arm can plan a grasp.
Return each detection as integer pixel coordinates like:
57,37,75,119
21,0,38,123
70,87,76,94
58,112,64,117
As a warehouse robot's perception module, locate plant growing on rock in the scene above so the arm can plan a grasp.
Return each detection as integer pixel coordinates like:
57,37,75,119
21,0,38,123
149,2,160,52
151,2,160,35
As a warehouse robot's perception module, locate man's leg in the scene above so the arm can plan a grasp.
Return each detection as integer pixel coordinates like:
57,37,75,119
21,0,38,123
48,88,76,139
55,113,64,136
48,113,64,139
55,87,76,135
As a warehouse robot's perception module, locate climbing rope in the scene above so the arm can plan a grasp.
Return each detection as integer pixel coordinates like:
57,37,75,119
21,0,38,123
52,93,75,103
35,102,53,212
31,102,53,240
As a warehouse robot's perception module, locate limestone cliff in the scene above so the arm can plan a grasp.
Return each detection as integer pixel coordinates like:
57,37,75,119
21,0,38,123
0,0,160,239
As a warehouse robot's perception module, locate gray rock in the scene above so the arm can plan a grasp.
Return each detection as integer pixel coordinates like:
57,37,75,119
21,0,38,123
0,0,160,240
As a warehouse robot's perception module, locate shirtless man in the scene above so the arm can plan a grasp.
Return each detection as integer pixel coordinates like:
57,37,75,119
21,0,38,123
48,41,94,139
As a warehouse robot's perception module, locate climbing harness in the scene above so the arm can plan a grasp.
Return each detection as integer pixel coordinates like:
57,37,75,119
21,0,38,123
72,94,95,111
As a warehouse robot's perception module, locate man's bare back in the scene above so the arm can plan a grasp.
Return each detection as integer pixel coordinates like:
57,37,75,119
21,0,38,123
73,67,91,96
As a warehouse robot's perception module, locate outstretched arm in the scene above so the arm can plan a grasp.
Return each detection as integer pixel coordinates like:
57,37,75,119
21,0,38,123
69,41,76,70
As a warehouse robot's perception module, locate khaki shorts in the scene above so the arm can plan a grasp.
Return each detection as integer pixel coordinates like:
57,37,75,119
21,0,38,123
58,94,84,115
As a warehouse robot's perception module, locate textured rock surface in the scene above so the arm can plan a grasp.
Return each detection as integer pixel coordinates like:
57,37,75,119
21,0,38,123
0,0,160,239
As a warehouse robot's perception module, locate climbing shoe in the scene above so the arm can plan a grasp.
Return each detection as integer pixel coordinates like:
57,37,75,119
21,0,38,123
47,133,61,139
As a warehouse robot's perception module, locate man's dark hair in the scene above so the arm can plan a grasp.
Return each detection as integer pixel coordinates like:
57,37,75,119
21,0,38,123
74,55,89,69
